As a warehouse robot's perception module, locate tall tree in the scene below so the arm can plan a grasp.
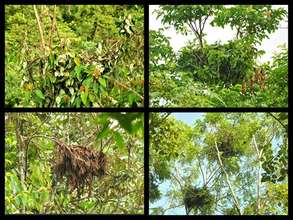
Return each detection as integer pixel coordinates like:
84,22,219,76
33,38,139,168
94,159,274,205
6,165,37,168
149,113,288,215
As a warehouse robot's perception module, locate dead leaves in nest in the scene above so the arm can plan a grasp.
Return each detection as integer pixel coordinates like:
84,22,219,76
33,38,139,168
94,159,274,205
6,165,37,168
52,141,107,196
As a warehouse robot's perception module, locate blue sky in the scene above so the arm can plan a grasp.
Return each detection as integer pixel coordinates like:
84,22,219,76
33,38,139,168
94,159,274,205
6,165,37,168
150,113,205,215
171,113,204,126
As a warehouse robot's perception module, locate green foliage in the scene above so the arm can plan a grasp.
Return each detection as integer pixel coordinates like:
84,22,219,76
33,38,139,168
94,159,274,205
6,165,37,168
149,30,178,107
156,5,222,35
261,113,288,183
149,173,161,203
149,113,288,215
263,183,288,215
262,47,288,106
149,30,175,71
149,113,193,202
184,186,215,214
5,5,144,107
156,5,223,48
224,207,239,215
109,112,144,134
5,113,144,214
150,5,288,107
177,39,257,85
212,5,287,45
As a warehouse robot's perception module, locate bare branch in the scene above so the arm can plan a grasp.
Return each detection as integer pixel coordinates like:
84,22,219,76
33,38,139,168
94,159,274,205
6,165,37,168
33,5,46,52
252,135,262,214
198,160,206,185
214,141,242,215
172,167,184,191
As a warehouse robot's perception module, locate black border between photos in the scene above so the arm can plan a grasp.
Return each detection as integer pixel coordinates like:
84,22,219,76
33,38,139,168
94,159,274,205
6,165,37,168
1,0,291,219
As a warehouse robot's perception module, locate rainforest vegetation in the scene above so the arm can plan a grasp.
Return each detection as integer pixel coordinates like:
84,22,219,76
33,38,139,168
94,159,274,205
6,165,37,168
5,5,144,107
5,113,144,214
149,113,288,215
150,5,288,107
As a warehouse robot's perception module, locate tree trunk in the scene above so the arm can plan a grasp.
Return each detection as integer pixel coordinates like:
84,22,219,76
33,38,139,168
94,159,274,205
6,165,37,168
198,34,204,50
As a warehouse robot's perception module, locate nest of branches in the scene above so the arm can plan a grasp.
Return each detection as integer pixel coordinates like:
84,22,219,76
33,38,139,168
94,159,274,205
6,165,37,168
218,134,236,157
184,186,214,214
52,141,107,194
217,130,246,158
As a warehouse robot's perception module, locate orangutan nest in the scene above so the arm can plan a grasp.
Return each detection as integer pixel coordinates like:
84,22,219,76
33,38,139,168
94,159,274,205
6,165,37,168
183,186,215,214
52,140,107,195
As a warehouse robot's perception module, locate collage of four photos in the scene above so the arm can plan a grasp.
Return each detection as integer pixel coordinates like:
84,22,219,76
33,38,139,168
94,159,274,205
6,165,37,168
4,3,289,216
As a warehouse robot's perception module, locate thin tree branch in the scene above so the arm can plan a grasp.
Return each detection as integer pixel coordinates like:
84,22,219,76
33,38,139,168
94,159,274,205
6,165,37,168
214,141,242,215
207,168,223,188
252,135,262,214
188,19,199,36
205,166,221,186
161,203,185,215
33,5,46,52
198,160,206,185
172,167,184,191
267,112,287,131
201,15,209,33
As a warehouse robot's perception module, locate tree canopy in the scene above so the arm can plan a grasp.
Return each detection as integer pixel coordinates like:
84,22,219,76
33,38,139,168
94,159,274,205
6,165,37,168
5,5,144,107
5,113,144,214
150,5,288,107
150,113,288,215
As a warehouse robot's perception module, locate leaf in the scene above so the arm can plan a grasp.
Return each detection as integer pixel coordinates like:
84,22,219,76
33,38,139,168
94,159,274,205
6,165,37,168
114,131,125,150
109,113,142,133
96,122,111,140
75,65,84,81
69,87,75,95
74,57,81,66
99,78,107,88
93,83,99,94
80,91,88,107
83,77,94,88
49,75,56,83
48,53,55,68
5,159,13,166
96,43,103,55
56,96,62,106
35,90,45,100
125,25,133,35
75,97,81,107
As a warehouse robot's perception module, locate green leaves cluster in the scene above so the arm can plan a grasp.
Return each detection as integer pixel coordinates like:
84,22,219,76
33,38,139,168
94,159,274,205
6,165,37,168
212,5,287,45
184,186,215,215
150,5,288,107
149,113,193,202
149,113,288,215
177,39,257,85
5,113,144,214
150,30,175,72
5,5,144,107
157,5,222,35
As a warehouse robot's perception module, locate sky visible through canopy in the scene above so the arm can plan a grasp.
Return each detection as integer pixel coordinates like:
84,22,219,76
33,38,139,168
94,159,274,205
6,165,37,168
149,5,288,64
150,113,204,215
150,113,282,215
